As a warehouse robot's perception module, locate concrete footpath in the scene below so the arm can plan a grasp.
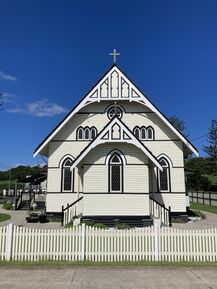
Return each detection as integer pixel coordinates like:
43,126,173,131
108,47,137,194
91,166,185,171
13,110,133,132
0,266,217,289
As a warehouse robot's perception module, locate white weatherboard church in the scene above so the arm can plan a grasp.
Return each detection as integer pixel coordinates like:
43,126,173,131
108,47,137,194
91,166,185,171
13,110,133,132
34,53,198,226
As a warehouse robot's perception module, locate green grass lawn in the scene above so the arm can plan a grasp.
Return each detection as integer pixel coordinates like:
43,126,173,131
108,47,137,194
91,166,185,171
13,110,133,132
0,260,217,267
190,202,217,214
0,213,11,222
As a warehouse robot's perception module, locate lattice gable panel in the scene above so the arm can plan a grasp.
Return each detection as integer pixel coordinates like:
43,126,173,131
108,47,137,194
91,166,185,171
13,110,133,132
87,66,143,103
100,122,133,142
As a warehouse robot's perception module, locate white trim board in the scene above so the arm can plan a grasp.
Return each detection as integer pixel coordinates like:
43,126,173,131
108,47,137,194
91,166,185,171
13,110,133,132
34,65,198,157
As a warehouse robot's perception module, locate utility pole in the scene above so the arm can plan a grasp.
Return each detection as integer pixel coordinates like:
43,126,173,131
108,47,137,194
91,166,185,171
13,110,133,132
14,179,17,210
8,169,11,194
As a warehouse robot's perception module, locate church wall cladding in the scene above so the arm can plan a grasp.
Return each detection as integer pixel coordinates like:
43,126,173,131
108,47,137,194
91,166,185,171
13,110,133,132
83,194,149,216
45,99,187,213
46,193,78,213
49,101,184,168
82,143,149,194
52,101,178,142
153,193,187,213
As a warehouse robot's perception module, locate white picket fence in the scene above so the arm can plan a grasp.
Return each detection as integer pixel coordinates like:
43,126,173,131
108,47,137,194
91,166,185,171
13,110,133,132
0,224,217,262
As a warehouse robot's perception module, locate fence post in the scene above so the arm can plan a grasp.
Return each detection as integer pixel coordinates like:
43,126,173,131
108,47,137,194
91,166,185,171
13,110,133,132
6,223,13,261
81,223,86,261
61,205,64,226
169,206,172,227
209,192,211,206
154,219,159,261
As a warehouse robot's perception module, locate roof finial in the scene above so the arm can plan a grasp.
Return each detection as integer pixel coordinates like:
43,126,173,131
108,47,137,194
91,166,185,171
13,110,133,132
109,49,120,64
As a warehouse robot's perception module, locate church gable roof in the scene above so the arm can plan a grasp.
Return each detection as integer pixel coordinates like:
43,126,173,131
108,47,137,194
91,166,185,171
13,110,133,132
70,117,163,171
34,64,198,157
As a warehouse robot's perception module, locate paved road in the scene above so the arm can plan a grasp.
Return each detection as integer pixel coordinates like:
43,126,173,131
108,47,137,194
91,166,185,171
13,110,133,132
0,205,61,229
0,266,217,289
173,211,217,229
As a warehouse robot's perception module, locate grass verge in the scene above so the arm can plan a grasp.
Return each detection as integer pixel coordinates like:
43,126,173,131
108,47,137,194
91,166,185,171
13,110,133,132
0,260,217,267
0,213,11,222
190,202,217,214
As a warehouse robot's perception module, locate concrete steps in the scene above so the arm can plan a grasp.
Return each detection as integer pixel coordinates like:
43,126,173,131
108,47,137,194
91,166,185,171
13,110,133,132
19,200,30,211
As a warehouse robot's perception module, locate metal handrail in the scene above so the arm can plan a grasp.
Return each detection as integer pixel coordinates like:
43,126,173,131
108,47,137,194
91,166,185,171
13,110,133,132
15,191,23,210
62,196,83,212
149,196,171,227
61,196,83,226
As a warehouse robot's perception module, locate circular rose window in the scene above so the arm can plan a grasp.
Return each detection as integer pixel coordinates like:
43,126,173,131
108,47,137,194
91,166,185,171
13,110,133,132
107,106,123,120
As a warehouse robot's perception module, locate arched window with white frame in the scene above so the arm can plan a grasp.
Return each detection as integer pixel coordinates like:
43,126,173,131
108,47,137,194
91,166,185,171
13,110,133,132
147,126,154,140
61,158,74,192
158,157,170,192
109,153,123,193
90,127,97,139
77,127,83,140
141,126,146,140
133,126,140,139
84,127,90,140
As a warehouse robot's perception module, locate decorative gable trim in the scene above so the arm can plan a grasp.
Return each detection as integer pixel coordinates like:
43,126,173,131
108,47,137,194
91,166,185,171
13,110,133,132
34,64,198,157
70,117,163,171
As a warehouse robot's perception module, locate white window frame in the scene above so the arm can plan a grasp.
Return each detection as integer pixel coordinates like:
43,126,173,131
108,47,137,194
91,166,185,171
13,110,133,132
133,127,140,139
109,153,123,193
147,127,154,140
90,127,97,139
77,127,84,140
158,157,170,192
84,127,91,140
141,126,146,140
61,158,73,192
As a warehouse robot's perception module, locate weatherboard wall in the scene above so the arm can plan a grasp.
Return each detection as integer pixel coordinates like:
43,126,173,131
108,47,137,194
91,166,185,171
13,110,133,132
46,100,186,214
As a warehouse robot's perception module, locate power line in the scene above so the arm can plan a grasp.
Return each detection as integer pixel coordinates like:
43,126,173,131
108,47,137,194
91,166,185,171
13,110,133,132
190,133,208,141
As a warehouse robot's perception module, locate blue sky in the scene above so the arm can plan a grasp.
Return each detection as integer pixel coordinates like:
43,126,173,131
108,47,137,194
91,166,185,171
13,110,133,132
0,0,216,170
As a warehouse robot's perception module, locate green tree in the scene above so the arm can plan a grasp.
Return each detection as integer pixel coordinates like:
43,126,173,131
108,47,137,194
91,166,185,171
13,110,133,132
0,165,42,181
203,120,217,160
185,157,216,175
169,115,188,137
187,172,211,191
203,119,217,175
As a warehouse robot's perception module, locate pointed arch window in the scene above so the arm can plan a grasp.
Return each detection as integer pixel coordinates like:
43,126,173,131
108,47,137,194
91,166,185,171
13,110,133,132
109,153,123,193
147,127,154,140
133,126,155,140
62,158,74,192
91,127,97,139
77,127,83,140
133,127,140,139
141,127,146,140
84,127,90,140
158,157,170,192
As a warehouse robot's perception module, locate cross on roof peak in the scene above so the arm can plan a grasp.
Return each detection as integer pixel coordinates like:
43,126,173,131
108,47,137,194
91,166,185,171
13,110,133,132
109,49,120,64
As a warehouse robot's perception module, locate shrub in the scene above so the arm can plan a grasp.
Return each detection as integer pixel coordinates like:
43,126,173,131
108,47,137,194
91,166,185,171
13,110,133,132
64,221,74,229
2,202,13,210
93,223,107,229
115,223,130,230
81,220,93,226
188,209,206,219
